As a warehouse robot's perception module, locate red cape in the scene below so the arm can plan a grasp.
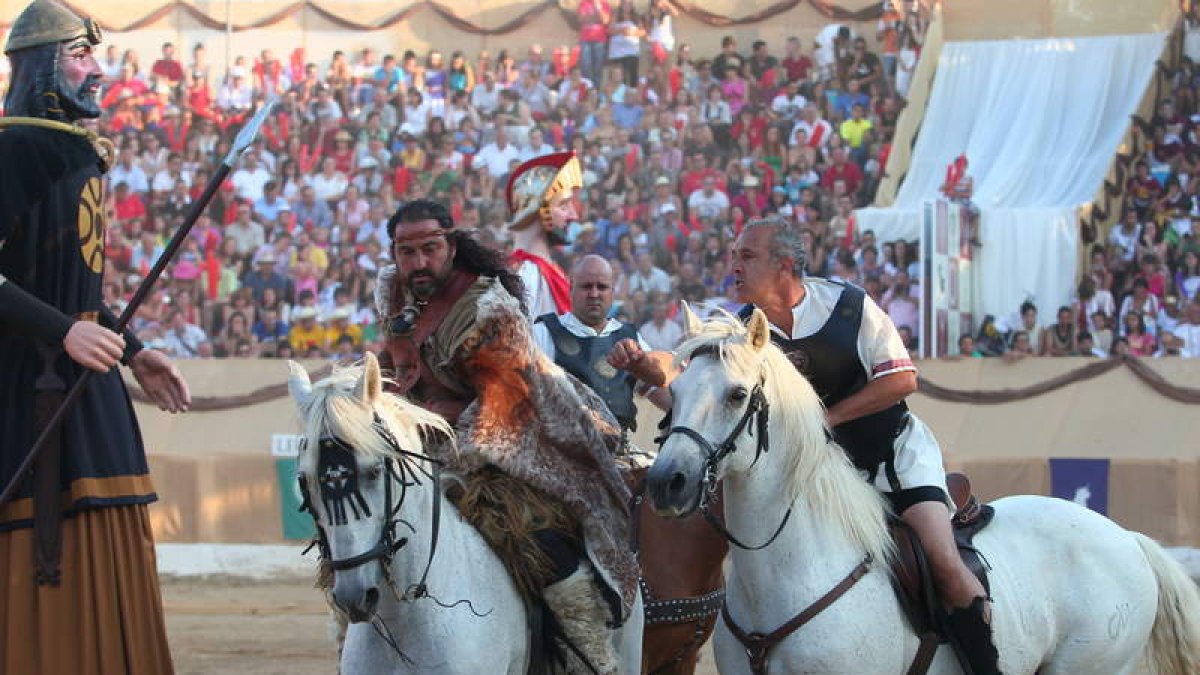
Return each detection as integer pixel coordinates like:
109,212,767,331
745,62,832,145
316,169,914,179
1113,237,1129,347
510,249,570,314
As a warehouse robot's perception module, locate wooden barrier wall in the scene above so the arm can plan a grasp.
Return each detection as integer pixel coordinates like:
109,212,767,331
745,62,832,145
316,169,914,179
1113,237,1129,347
134,357,1200,545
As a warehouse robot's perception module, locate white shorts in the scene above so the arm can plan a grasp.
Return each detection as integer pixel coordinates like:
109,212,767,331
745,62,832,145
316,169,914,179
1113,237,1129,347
864,414,952,513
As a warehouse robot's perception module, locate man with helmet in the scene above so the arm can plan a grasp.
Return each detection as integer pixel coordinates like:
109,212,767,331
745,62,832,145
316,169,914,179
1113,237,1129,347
0,1,190,672
505,150,582,319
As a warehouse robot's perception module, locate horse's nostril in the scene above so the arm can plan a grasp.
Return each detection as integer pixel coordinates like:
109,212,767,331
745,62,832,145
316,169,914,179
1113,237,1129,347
669,472,687,495
365,586,379,609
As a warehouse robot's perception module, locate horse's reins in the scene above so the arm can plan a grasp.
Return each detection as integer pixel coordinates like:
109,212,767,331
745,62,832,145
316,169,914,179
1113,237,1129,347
660,343,877,674
655,344,792,551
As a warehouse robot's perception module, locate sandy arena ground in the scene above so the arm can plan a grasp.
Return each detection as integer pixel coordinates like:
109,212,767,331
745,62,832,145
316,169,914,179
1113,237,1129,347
162,576,720,674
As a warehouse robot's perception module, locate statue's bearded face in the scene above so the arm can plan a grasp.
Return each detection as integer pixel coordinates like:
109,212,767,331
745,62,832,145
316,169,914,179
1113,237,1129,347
57,36,103,119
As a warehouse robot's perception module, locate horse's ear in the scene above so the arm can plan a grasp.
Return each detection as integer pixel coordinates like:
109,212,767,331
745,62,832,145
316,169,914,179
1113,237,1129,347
681,301,704,338
748,309,771,352
356,352,383,404
287,360,313,407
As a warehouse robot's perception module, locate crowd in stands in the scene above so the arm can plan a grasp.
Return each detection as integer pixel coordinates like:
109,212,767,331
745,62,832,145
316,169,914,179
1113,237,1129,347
0,0,931,363
954,10,1200,361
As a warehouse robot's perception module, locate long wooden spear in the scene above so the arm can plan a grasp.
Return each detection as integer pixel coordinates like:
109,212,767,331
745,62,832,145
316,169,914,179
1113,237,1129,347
0,99,278,508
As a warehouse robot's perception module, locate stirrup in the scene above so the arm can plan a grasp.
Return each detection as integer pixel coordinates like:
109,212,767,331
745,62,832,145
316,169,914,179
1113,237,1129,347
945,596,1002,675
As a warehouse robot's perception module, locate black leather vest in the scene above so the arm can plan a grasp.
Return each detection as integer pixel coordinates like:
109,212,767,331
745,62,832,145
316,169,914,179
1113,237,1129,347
739,282,909,475
536,313,640,431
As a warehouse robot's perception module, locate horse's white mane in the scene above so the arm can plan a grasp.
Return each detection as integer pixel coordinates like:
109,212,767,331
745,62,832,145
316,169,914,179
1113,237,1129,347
296,361,454,467
675,314,895,565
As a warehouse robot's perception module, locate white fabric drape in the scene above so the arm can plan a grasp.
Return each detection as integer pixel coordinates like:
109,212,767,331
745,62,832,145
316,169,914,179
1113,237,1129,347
856,33,1165,320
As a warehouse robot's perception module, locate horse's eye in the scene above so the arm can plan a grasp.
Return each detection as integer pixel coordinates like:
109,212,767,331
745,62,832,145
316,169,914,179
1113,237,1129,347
364,466,383,481
729,386,748,403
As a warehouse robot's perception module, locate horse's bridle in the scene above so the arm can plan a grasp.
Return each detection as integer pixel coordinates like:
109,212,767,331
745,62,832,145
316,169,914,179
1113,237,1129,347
298,415,445,603
655,345,793,551
661,344,879,675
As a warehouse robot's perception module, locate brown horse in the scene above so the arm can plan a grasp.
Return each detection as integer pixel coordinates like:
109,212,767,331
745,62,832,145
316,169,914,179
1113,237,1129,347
628,467,728,675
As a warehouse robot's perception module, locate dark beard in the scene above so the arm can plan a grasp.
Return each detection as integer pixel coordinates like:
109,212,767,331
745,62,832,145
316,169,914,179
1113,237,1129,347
407,270,444,300
57,72,102,120
546,226,569,246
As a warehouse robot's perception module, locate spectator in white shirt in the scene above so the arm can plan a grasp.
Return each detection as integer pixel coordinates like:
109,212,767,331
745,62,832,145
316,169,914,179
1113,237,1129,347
310,157,349,203
356,202,391,250
216,67,254,112
163,308,209,359
225,203,267,257
771,80,808,124
687,176,732,221
150,153,192,195
789,104,833,148
1108,209,1142,270
639,302,684,351
1163,297,1200,357
470,70,502,115
108,146,149,194
557,66,595,112
253,181,289,225
472,126,522,178
519,127,558,162
307,86,344,129
230,152,273,202
628,252,673,296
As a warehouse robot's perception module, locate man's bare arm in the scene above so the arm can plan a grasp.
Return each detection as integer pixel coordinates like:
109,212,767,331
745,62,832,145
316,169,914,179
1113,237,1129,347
607,339,679,388
825,370,917,428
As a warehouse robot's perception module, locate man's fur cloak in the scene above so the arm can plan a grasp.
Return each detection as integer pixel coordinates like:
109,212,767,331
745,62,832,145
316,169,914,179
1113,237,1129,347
376,266,637,617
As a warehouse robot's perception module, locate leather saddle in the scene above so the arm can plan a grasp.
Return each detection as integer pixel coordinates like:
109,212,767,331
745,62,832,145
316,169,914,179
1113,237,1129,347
887,472,995,665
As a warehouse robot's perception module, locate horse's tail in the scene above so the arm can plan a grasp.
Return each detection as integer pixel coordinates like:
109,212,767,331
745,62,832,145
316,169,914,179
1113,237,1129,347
1133,532,1200,675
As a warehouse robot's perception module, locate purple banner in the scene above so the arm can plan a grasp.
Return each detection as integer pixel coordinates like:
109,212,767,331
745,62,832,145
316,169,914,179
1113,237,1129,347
1049,458,1110,515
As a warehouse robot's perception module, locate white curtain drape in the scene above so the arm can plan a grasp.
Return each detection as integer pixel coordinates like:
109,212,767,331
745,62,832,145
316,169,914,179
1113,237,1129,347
856,33,1165,320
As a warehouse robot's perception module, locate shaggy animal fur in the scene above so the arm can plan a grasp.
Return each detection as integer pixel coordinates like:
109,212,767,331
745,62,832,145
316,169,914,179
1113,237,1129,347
445,466,580,602
544,563,620,674
431,280,640,619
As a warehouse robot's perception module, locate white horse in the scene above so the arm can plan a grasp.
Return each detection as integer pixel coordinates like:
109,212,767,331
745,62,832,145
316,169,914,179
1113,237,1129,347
646,308,1200,675
288,354,643,674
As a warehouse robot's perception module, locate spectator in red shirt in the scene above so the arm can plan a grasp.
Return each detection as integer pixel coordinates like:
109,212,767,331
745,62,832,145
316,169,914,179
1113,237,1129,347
112,182,147,226
1125,160,1162,220
150,42,184,88
782,36,814,82
101,64,149,112
731,174,768,218
680,151,726,198
821,147,864,197
577,0,611,86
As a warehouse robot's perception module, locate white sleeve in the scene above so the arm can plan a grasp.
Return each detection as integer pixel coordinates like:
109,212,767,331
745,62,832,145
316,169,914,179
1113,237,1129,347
518,260,558,320
857,292,916,379
532,321,556,360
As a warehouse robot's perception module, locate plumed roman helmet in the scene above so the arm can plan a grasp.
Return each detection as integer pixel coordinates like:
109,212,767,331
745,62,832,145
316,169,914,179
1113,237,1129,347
504,151,582,236
4,0,101,54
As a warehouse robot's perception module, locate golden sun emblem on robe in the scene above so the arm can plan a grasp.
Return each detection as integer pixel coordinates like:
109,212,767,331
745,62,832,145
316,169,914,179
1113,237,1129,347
77,177,105,274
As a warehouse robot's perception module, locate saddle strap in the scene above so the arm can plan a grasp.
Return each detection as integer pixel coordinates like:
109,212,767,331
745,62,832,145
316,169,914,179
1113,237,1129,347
642,582,725,625
722,556,871,675
907,632,940,675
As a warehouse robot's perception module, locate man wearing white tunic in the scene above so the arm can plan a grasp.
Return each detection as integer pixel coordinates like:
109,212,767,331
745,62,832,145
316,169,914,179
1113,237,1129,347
505,151,582,319
609,217,1001,675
